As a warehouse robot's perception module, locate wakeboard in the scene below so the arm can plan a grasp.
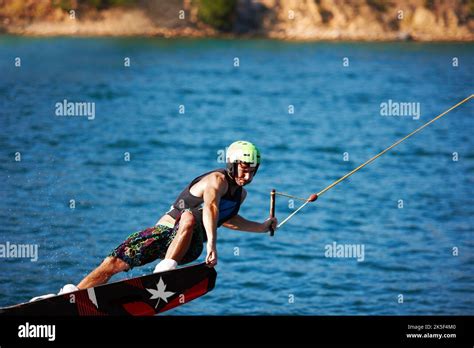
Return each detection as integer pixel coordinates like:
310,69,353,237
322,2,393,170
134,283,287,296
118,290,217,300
0,262,216,316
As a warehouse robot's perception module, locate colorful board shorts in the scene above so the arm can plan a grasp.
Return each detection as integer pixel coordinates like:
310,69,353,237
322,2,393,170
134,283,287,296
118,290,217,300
109,211,205,270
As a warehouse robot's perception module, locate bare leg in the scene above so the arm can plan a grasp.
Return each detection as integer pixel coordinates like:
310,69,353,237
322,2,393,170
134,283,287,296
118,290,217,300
77,256,129,289
164,211,195,263
79,213,195,288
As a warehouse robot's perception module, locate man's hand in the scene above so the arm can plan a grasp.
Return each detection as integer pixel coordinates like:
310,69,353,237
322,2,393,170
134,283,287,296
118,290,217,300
262,217,278,232
206,243,217,267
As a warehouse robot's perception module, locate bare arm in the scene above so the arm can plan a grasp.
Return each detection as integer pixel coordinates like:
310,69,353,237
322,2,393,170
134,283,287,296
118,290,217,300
222,189,278,233
202,173,227,266
222,214,268,232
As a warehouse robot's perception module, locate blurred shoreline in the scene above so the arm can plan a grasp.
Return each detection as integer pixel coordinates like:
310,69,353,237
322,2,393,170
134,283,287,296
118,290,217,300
1,0,473,41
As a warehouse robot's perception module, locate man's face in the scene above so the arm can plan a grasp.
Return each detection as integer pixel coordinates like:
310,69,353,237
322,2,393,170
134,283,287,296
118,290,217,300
235,162,257,186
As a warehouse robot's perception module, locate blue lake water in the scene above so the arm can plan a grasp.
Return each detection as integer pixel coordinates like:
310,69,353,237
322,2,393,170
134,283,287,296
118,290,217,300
0,37,472,315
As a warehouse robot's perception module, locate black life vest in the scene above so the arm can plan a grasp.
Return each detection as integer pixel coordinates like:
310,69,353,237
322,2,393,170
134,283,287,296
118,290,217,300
167,168,242,228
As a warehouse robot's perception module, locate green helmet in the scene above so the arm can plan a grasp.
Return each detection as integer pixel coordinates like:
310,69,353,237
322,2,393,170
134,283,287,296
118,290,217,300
226,141,261,179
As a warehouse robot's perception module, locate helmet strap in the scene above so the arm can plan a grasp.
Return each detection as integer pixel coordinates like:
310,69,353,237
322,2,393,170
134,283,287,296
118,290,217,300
233,162,238,180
